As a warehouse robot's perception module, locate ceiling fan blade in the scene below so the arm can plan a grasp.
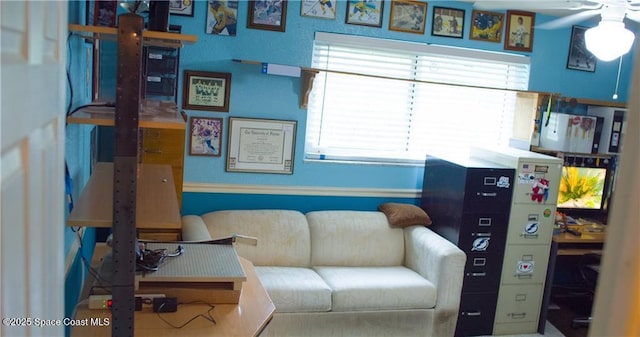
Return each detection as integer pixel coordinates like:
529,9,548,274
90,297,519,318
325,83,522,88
472,0,598,11
626,10,640,22
535,9,601,29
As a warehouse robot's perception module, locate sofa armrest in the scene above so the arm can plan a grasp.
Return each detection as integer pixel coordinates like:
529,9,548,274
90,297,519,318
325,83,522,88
181,215,213,242
404,225,466,337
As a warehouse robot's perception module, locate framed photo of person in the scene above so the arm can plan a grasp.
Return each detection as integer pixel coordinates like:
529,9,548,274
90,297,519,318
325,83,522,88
567,26,597,72
247,0,287,32
169,0,194,17
182,71,231,112
389,0,427,34
470,10,504,43
189,117,223,156
301,0,337,20
226,118,297,174
207,0,238,36
345,0,384,27
431,7,465,38
504,10,535,52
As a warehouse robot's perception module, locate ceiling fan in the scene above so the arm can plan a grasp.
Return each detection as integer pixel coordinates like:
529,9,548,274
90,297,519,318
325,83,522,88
471,0,639,61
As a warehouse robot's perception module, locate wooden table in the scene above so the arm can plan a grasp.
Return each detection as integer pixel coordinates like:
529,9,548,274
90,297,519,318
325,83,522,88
67,162,182,240
72,257,275,337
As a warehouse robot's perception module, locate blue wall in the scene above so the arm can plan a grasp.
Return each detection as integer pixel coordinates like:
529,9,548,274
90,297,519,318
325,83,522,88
94,1,637,215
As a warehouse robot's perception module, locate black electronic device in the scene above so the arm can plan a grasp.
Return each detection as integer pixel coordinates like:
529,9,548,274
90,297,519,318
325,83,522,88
557,154,615,223
153,297,178,313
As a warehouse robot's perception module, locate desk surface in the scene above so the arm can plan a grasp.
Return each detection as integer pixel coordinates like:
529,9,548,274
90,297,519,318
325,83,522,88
67,162,181,229
553,230,606,255
72,257,275,337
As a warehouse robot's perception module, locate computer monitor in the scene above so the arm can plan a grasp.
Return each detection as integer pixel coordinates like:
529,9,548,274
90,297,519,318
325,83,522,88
557,155,614,222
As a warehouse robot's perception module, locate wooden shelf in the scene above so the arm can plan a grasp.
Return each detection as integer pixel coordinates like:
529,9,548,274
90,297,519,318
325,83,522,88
66,100,186,130
68,23,197,48
67,162,181,231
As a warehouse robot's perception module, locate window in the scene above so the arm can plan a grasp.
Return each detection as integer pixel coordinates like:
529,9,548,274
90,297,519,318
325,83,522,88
305,32,531,164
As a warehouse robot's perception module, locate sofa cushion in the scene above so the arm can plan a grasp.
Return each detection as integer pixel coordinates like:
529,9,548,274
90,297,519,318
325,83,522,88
255,266,332,313
378,203,432,228
201,210,310,267
314,266,437,311
307,211,404,266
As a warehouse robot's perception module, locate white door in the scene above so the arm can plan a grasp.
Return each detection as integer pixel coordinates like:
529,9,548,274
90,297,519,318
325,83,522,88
1,1,67,336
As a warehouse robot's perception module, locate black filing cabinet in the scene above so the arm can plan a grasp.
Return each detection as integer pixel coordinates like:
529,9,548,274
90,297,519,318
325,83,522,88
421,154,514,337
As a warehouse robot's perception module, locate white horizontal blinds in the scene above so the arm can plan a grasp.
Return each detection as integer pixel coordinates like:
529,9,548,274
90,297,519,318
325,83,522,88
306,32,530,162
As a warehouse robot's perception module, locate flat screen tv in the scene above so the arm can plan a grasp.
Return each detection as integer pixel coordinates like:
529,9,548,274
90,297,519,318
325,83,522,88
557,166,607,210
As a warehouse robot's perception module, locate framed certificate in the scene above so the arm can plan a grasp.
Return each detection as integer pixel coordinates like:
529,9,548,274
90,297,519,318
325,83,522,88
226,118,297,174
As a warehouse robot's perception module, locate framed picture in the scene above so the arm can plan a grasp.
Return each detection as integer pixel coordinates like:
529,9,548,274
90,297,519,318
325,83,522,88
207,0,238,36
431,7,464,38
301,0,337,20
169,0,194,16
389,0,427,34
226,117,297,174
94,0,117,27
247,0,287,32
345,0,384,27
189,117,223,156
567,26,597,72
505,10,535,52
182,71,231,112
470,10,504,43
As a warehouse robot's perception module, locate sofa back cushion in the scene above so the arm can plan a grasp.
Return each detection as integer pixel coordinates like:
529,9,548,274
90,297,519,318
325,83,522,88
307,211,405,266
201,210,311,267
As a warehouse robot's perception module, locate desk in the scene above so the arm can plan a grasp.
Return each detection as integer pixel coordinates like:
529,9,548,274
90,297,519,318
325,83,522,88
67,162,182,240
72,257,275,337
539,230,606,332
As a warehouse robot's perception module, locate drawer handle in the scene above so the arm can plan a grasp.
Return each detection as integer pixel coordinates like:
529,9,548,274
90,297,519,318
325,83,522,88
477,192,497,197
473,232,492,237
522,233,539,238
509,312,527,319
144,149,163,154
468,272,486,277
464,311,482,317
516,274,533,279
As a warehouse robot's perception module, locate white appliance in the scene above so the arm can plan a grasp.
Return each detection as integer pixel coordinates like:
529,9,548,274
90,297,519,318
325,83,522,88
587,106,626,154
539,113,598,153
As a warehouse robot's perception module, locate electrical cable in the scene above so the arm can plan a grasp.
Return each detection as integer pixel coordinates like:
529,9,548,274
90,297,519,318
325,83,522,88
66,32,73,117
136,245,184,272
155,302,217,328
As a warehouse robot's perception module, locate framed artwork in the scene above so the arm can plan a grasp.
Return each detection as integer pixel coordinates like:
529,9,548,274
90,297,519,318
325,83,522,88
470,10,504,43
169,0,194,16
189,117,223,156
505,10,535,52
226,117,297,174
247,0,287,32
345,0,384,27
389,0,427,34
431,7,465,38
94,0,117,27
207,0,238,36
301,0,337,20
567,26,597,72
182,71,231,112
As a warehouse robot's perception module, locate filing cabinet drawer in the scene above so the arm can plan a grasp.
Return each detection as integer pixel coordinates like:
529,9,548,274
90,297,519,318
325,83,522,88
501,245,551,284
493,321,539,335
463,169,514,212
463,252,504,292
506,205,555,245
494,284,543,325
456,292,497,337
459,214,508,255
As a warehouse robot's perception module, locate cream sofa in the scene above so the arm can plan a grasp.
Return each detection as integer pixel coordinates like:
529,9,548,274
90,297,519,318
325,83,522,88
182,209,466,337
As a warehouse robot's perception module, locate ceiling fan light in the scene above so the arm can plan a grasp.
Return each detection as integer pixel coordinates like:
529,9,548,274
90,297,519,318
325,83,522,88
585,21,636,62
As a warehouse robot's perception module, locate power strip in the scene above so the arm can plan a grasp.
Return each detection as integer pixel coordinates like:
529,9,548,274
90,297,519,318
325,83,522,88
88,294,166,309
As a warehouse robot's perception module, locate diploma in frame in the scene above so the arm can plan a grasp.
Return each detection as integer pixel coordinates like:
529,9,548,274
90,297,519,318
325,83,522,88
226,117,297,174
